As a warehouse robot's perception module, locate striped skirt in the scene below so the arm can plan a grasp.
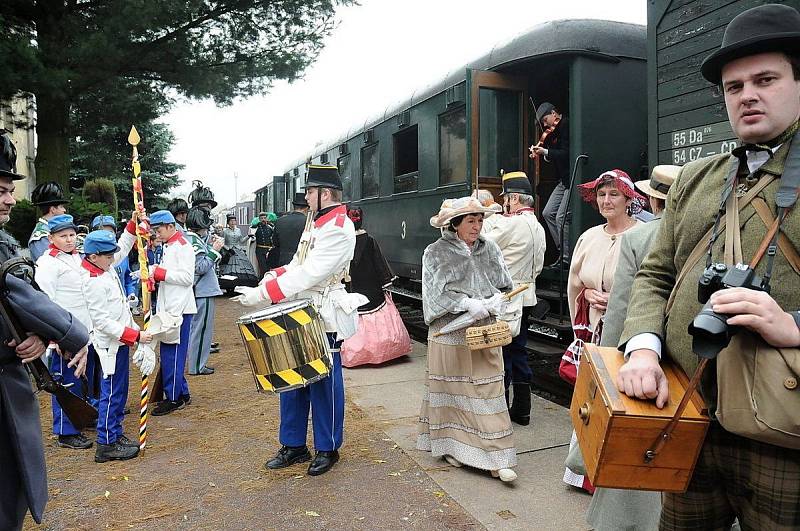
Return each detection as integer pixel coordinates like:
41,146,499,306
416,340,516,471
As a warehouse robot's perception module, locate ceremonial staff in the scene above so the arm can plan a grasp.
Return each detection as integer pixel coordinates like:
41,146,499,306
129,125,153,450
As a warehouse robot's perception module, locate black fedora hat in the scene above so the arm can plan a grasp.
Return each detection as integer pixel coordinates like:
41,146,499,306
305,164,343,190
0,131,25,181
291,192,309,207
701,4,800,84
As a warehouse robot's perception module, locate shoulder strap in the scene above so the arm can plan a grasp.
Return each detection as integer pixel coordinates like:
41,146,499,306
665,174,776,316
751,197,800,275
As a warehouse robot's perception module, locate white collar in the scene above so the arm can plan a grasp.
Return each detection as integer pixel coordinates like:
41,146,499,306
746,144,780,174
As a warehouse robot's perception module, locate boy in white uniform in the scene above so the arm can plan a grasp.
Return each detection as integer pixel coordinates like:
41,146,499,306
82,227,155,462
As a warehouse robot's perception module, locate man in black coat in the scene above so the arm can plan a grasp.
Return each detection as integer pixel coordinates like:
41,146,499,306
271,193,309,268
0,133,89,530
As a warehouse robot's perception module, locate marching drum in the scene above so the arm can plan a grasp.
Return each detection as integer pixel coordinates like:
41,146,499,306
237,299,331,393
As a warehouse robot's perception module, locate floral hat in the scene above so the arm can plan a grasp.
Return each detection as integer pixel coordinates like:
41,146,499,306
577,169,647,214
430,196,499,229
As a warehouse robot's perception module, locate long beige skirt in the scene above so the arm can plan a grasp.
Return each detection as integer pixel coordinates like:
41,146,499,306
416,340,516,470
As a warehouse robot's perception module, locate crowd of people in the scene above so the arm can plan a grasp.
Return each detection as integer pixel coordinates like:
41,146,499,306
1,4,800,529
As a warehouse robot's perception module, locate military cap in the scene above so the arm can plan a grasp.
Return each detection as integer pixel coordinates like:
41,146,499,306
0,132,25,180
91,214,116,229
149,210,176,227
305,165,343,190
48,214,77,233
83,230,120,255
501,171,532,195
32,182,67,206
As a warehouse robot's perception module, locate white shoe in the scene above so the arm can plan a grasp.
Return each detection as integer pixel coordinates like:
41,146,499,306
444,455,463,468
491,468,517,482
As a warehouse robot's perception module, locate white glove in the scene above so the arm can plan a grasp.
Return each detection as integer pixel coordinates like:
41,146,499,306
462,298,490,320
133,344,156,376
484,293,510,316
131,265,155,280
232,285,269,307
127,294,139,309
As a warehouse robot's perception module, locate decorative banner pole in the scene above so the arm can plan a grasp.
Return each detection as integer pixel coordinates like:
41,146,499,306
129,125,153,451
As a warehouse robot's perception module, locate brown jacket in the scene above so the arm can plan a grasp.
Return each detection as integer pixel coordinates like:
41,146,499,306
620,141,800,378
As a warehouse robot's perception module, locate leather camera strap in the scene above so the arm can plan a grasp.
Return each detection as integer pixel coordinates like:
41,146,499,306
751,197,800,275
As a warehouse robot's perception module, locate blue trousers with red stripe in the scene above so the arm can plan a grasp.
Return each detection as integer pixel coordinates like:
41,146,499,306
96,346,130,445
279,334,344,452
159,314,192,402
50,345,97,436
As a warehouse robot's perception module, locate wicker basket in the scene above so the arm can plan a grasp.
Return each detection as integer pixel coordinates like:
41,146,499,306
465,320,512,350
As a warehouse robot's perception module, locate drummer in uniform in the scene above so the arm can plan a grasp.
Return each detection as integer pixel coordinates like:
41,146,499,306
235,164,361,477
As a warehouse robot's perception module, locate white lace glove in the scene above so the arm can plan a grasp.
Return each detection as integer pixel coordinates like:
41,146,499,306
484,293,510,316
232,285,269,307
132,344,156,376
462,298,490,320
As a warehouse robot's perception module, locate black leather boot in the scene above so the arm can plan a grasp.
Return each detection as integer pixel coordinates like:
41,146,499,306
307,450,339,476
509,383,531,426
265,445,311,470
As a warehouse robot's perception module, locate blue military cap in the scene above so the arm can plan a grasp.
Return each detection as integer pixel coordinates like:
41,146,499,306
91,214,116,229
149,210,176,227
83,230,120,255
48,214,77,233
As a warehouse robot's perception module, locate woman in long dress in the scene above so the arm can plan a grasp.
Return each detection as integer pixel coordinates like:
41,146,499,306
416,196,518,482
564,169,646,492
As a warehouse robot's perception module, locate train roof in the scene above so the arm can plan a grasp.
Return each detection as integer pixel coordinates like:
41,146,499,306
282,18,645,173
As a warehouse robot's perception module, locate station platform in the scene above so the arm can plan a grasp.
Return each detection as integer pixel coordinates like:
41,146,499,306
343,340,591,530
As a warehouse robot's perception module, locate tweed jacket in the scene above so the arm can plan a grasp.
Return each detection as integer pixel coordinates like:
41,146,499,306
620,141,800,379
599,218,662,348
422,231,512,326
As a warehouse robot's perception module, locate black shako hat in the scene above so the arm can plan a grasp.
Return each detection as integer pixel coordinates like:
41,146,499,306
701,4,800,84
304,164,343,190
501,171,532,195
292,192,309,207
0,131,25,181
32,181,67,206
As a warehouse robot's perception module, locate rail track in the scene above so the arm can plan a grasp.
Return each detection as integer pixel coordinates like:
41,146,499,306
390,287,573,407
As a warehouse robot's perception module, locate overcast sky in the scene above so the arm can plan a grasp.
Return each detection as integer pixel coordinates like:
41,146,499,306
162,0,647,210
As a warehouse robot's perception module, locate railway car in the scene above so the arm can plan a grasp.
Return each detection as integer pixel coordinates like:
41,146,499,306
277,19,647,330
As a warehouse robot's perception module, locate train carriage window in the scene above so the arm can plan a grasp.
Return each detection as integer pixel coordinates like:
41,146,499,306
337,154,353,201
393,125,419,193
439,106,466,186
479,88,520,177
361,144,379,198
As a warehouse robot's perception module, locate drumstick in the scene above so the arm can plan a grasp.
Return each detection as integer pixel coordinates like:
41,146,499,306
431,285,530,337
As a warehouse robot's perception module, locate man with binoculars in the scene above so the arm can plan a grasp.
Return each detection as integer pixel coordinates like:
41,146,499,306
617,4,800,529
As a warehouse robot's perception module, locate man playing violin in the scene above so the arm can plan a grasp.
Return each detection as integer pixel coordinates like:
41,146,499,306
529,102,571,267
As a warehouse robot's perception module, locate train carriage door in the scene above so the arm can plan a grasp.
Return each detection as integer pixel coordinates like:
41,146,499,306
466,69,529,200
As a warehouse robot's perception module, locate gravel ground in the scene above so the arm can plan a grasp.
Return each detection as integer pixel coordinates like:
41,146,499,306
25,297,481,531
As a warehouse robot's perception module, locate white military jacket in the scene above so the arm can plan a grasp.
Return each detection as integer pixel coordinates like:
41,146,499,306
35,246,92,331
482,208,546,307
260,204,361,336
81,228,139,376
152,230,197,316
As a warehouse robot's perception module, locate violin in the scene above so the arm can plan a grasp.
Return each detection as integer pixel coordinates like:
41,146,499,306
529,114,561,159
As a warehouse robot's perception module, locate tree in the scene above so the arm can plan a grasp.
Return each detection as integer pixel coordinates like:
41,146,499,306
0,0,348,189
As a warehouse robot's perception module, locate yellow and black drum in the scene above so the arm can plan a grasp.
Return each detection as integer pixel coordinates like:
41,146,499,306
237,299,330,393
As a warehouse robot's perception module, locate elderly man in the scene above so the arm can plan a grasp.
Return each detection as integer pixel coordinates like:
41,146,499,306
618,5,800,528
0,132,89,529
482,172,546,425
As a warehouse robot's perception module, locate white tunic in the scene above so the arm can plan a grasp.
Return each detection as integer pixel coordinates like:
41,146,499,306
35,247,92,331
152,230,197,316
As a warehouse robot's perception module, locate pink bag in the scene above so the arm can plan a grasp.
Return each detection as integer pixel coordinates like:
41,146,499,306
341,293,412,367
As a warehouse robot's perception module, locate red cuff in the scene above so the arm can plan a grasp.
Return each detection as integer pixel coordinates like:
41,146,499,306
125,219,136,235
153,266,167,282
120,327,139,347
272,267,287,277
265,278,285,303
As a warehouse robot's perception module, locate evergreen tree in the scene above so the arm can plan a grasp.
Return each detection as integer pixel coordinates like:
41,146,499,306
0,0,347,189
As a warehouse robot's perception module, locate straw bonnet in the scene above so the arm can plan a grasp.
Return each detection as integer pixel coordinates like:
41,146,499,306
635,165,680,201
430,196,499,229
